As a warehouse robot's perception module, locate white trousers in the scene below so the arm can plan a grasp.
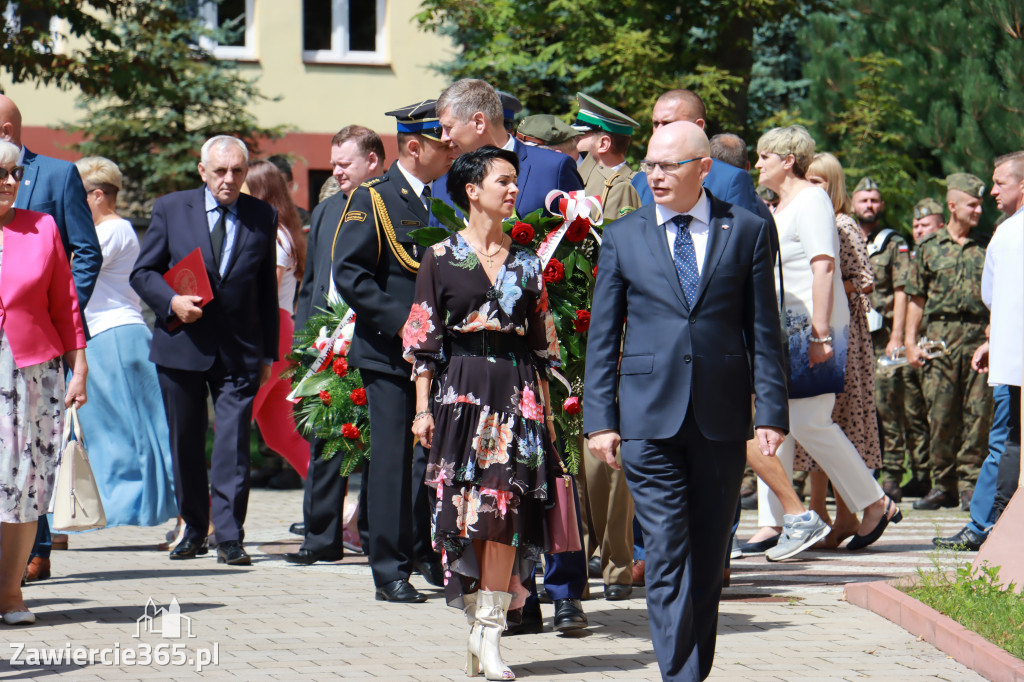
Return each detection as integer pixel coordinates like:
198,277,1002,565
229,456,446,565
758,394,884,527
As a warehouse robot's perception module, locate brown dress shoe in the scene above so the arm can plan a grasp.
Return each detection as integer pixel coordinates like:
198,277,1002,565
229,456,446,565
912,488,958,510
25,557,51,582
632,559,646,586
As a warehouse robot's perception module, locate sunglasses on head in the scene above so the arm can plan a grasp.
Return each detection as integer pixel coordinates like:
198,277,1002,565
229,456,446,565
0,166,25,183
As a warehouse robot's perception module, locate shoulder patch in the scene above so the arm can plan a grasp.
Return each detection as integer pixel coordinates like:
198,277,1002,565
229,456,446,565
361,177,384,188
345,210,367,222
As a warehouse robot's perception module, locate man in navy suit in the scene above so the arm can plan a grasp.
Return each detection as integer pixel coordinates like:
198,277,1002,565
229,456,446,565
631,89,772,224
132,136,279,567
584,122,788,681
432,79,590,633
0,94,103,581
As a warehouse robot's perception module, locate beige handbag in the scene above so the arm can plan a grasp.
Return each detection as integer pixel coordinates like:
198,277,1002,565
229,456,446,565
51,406,107,532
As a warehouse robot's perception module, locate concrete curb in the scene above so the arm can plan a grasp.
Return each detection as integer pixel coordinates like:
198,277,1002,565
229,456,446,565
845,580,1024,682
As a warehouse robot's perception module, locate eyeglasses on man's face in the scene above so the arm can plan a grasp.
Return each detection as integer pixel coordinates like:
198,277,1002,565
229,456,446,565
640,158,702,174
0,165,25,183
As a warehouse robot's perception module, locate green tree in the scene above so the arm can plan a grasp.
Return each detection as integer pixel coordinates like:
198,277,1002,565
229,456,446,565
416,0,819,154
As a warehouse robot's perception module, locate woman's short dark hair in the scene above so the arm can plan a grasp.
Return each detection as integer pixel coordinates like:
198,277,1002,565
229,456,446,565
446,146,520,214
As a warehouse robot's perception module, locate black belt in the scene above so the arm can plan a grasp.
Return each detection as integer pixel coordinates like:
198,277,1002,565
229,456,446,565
449,331,530,358
927,312,987,325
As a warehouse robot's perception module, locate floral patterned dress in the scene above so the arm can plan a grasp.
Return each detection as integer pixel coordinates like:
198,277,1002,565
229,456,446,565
403,233,561,610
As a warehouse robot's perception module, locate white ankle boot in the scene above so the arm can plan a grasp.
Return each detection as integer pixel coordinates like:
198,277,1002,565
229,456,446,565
474,590,514,680
464,592,482,676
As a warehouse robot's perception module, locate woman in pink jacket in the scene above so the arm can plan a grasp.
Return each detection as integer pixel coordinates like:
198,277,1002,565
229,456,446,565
0,140,88,625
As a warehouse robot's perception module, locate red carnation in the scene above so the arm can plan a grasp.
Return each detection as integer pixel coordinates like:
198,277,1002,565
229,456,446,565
573,310,591,333
319,390,332,405
543,259,565,284
349,388,367,405
563,396,581,415
510,221,535,244
565,216,590,242
332,357,348,377
341,423,360,439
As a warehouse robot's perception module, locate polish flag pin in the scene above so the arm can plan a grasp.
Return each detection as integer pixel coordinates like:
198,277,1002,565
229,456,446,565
721,224,730,229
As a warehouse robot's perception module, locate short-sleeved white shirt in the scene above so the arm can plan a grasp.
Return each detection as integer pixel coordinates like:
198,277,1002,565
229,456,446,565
276,227,298,314
84,217,145,335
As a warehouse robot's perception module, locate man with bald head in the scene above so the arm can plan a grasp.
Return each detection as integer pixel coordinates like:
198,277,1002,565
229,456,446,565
584,122,788,681
0,94,101,581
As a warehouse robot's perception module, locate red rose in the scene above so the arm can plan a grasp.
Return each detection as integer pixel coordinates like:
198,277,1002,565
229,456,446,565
332,357,348,377
565,216,590,242
573,310,591,333
341,423,360,439
510,221,535,244
543,259,565,284
563,396,581,415
319,390,332,405
349,388,367,405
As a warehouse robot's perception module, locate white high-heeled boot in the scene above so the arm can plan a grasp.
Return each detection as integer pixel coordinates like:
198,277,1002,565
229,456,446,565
475,590,515,680
464,592,482,676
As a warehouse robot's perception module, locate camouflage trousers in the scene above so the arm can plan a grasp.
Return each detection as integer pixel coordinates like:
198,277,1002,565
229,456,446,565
902,365,931,482
873,330,907,485
920,321,993,494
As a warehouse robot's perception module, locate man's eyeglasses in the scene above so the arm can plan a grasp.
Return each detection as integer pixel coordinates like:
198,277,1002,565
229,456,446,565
0,166,25,183
640,158,702,174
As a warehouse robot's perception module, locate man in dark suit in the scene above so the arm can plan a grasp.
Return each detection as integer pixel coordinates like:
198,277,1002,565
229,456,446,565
132,135,279,567
584,122,788,681
286,126,384,565
0,94,103,581
431,79,591,633
332,102,455,602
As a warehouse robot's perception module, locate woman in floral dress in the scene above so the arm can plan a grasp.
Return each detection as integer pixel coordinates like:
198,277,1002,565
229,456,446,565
405,147,560,681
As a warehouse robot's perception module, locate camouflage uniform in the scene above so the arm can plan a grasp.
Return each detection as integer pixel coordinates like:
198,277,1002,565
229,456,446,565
866,227,911,486
903,229,993,495
901,244,931,487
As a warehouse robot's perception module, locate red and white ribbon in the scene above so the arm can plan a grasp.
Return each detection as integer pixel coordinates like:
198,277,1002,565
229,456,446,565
536,190,605,268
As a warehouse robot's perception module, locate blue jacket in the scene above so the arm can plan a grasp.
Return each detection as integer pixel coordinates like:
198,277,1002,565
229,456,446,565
431,138,584,222
15,148,102,310
582,192,788,442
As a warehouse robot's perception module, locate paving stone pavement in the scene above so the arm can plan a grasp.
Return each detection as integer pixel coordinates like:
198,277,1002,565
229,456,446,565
0,489,988,681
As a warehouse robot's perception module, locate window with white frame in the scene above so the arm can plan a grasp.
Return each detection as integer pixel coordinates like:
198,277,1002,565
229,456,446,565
2,4,64,53
200,0,255,60
303,0,386,64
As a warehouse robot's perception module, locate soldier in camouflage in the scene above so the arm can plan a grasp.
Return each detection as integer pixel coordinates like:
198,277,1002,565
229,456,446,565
854,177,911,501
905,173,994,511
899,198,946,497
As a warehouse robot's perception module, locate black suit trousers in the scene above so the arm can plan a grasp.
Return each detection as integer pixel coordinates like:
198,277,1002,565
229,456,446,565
158,362,259,544
300,436,349,553
361,368,434,586
620,407,745,682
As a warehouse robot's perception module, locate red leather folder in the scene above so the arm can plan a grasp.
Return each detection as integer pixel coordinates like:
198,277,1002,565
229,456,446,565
163,247,213,331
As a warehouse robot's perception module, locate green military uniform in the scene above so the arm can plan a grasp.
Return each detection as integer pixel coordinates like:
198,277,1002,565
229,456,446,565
904,203,993,497
571,91,641,592
900,198,947,492
862,201,912,487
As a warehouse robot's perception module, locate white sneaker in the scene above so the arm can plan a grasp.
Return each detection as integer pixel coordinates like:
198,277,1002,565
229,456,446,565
3,610,36,625
765,511,830,562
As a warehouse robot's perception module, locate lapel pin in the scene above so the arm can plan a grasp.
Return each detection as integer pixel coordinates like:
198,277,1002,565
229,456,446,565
401,188,409,195
721,224,730,229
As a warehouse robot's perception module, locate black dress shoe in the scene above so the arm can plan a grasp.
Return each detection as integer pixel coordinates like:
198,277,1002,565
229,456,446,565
847,498,902,551
553,598,588,631
912,488,959,510
738,535,779,555
505,602,543,636
413,560,445,587
900,477,931,498
375,579,427,603
604,584,632,601
289,522,306,536
169,538,208,560
284,548,343,565
217,541,252,566
587,556,602,579
932,526,984,551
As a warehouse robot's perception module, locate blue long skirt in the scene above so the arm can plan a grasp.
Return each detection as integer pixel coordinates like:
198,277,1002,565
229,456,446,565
76,323,177,528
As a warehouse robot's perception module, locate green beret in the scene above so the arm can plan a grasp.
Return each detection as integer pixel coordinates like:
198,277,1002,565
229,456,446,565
853,176,881,195
946,172,986,198
516,115,581,146
913,198,944,219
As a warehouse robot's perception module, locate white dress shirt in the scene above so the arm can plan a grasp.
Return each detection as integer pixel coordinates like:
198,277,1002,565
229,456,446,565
395,160,429,210
982,208,1023,387
655,189,711,275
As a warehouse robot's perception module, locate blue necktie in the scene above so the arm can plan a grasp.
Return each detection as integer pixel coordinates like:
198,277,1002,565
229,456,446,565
671,214,699,306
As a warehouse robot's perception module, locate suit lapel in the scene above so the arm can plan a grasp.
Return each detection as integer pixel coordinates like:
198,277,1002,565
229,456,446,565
691,195,735,309
14,150,39,209
512,139,533,213
390,162,428,224
188,188,220,281
641,208,689,311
